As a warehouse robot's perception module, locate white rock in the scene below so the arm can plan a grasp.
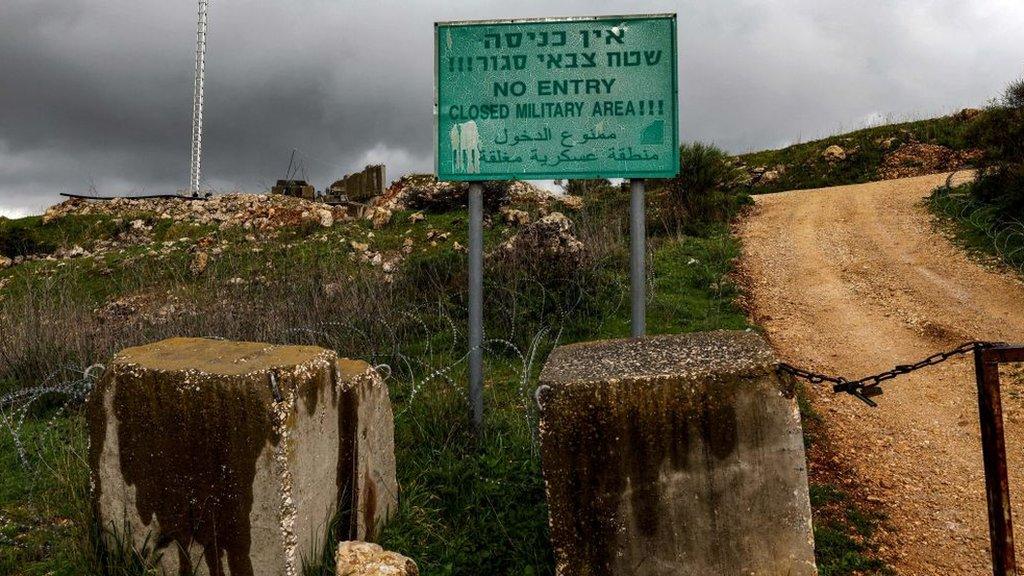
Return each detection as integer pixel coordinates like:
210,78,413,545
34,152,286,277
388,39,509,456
370,207,392,230
823,144,847,161
336,541,418,576
501,207,531,226
559,194,584,210
317,208,334,228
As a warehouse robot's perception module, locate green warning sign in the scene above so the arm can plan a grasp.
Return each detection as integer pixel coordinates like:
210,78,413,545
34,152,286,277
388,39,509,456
435,14,679,181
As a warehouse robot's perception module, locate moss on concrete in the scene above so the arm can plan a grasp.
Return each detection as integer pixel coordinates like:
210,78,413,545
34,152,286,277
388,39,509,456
87,337,340,576
538,331,812,576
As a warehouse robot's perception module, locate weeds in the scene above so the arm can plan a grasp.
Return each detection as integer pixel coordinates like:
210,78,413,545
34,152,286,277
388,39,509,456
929,183,1024,274
796,382,893,576
649,143,752,236
738,115,975,193
927,77,1024,276
0,155,771,576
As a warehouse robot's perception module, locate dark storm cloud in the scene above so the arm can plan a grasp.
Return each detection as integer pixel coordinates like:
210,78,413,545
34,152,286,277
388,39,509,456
1,0,1022,215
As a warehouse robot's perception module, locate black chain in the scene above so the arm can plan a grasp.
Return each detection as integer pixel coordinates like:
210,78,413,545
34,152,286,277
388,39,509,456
778,341,1002,407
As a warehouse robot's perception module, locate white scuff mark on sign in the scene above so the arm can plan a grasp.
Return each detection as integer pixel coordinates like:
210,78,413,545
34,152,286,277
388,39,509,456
450,121,480,174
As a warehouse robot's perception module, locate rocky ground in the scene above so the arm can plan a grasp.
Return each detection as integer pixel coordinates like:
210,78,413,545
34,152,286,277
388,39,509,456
43,192,350,230
735,110,984,193
1,177,587,325
740,138,980,189
738,172,1024,575
2,176,583,269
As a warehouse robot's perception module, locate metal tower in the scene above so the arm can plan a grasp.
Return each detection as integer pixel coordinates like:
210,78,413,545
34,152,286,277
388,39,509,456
188,0,209,195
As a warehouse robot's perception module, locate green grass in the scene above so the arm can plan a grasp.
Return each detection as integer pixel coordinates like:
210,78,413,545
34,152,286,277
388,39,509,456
0,214,218,261
813,522,892,576
739,115,973,193
0,212,894,575
379,230,751,575
0,179,896,574
0,416,90,575
0,195,755,575
796,384,893,575
380,365,551,575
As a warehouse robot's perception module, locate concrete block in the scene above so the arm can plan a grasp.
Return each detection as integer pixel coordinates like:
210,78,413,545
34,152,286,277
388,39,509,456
87,337,397,576
538,331,816,576
328,164,387,203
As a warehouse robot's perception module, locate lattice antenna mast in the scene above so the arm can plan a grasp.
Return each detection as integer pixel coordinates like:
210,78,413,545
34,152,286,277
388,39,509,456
188,0,209,195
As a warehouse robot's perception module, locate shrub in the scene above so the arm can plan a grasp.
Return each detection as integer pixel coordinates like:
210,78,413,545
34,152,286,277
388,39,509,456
401,176,509,213
966,77,1024,218
0,219,54,258
650,142,752,236
557,179,614,196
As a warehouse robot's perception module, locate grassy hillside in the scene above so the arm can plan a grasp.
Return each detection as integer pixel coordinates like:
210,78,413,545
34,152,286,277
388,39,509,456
0,145,898,575
0,179,752,575
738,113,980,194
928,80,1024,276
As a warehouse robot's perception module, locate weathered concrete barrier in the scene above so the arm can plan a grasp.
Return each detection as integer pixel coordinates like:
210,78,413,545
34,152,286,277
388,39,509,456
87,337,397,576
538,331,815,576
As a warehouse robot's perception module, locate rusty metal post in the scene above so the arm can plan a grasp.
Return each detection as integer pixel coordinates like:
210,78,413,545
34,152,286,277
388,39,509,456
976,347,1018,576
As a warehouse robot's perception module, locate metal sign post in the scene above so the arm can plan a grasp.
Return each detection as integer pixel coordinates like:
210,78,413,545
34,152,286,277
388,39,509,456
630,179,646,337
434,14,679,428
468,183,484,431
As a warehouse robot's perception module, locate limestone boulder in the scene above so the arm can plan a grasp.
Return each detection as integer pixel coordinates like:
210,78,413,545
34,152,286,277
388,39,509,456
495,212,584,270
368,207,392,230
87,337,397,576
500,207,531,226
823,144,846,161
557,194,583,211
317,208,335,228
954,107,983,122
335,541,418,576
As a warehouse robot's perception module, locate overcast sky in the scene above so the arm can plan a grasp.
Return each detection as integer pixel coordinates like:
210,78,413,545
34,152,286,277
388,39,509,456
1,0,1022,217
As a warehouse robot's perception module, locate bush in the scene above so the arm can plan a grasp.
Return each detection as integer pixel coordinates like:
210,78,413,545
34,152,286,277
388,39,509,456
966,78,1024,218
650,142,752,236
0,219,54,258
557,179,614,196
401,176,509,213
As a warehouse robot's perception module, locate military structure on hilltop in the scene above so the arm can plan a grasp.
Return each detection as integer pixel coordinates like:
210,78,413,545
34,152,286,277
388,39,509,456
323,164,387,205
270,165,387,206
270,179,316,201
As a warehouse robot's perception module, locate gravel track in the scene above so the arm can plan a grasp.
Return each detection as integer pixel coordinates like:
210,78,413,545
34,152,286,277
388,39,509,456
737,172,1024,575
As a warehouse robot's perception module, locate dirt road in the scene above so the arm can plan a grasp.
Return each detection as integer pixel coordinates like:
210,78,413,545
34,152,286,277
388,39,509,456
738,173,1024,575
